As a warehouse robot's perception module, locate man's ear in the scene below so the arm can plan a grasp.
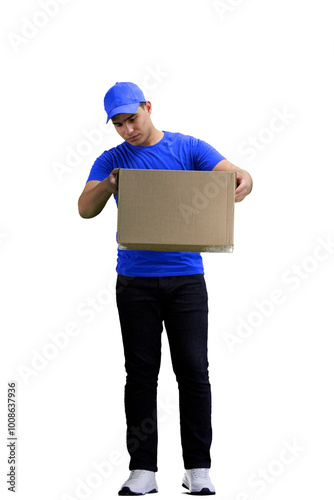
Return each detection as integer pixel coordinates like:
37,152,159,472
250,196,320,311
145,101,152,114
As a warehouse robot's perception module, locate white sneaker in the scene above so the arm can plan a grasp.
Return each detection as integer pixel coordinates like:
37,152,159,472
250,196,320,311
182,468,216,495
118,469,158,496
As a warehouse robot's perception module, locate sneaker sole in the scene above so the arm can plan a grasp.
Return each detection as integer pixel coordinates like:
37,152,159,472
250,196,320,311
118,487,158,496
182,483,215,495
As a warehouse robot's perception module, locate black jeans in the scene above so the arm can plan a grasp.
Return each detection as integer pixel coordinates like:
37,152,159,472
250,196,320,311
116,274,212,472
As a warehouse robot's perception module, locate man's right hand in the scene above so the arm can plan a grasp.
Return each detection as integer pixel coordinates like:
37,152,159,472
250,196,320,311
78,168,120,219
107,168,120,196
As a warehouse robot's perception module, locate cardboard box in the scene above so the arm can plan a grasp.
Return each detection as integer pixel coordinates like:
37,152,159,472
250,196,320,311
117,169,236,252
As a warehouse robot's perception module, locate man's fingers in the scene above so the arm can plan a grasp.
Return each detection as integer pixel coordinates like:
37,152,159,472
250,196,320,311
235,172,252,201
235,179,248,202
111,167,119,178
107,168,120,195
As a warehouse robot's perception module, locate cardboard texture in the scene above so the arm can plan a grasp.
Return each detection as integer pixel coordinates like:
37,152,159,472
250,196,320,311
117,169,236,252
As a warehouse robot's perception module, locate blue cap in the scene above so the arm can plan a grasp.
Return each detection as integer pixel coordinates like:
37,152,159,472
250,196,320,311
104,82,146,123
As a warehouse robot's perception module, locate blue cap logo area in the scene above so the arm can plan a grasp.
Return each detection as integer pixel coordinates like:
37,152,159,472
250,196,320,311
104,82,146,123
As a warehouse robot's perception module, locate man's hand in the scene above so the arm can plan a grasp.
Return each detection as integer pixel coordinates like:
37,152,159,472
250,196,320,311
213,159,253,203
107,168,120,196
78,168,120,219
235,172,251,202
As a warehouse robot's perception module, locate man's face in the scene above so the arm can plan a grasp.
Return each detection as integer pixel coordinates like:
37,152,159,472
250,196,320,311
111,102,153,146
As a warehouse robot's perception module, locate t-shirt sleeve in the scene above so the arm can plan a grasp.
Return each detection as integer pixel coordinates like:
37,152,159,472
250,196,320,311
86,150,114,183
192,138,225,171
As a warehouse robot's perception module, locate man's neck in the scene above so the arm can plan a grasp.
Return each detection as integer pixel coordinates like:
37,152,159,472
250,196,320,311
142,128,164,147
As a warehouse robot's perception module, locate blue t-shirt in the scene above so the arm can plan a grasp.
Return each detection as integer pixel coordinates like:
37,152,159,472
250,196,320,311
86,131,225,277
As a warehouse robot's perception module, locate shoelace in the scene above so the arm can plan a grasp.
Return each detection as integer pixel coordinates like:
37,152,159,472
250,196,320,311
129,470,146,479
192,468,210,479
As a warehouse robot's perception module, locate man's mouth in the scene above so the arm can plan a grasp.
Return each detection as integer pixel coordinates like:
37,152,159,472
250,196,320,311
128,135,139,141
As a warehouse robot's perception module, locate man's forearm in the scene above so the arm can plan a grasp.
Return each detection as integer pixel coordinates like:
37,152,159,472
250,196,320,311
78,177,114,218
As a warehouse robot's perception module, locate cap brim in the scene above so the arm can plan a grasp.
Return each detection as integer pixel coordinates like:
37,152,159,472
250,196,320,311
106,102,140,123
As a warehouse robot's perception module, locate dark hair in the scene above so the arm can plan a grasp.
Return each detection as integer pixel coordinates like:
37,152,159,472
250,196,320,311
139,102,146,109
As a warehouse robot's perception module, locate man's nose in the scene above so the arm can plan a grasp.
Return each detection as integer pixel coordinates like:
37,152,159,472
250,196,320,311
125,122,134,135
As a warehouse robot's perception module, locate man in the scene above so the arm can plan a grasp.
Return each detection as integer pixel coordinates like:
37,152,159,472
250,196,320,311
78,82,252,496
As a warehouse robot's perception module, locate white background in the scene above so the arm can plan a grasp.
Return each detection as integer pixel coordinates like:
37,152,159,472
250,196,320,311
1,0,333,499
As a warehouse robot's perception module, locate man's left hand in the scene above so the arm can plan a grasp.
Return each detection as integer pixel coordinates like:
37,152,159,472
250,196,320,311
213,159,253,203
